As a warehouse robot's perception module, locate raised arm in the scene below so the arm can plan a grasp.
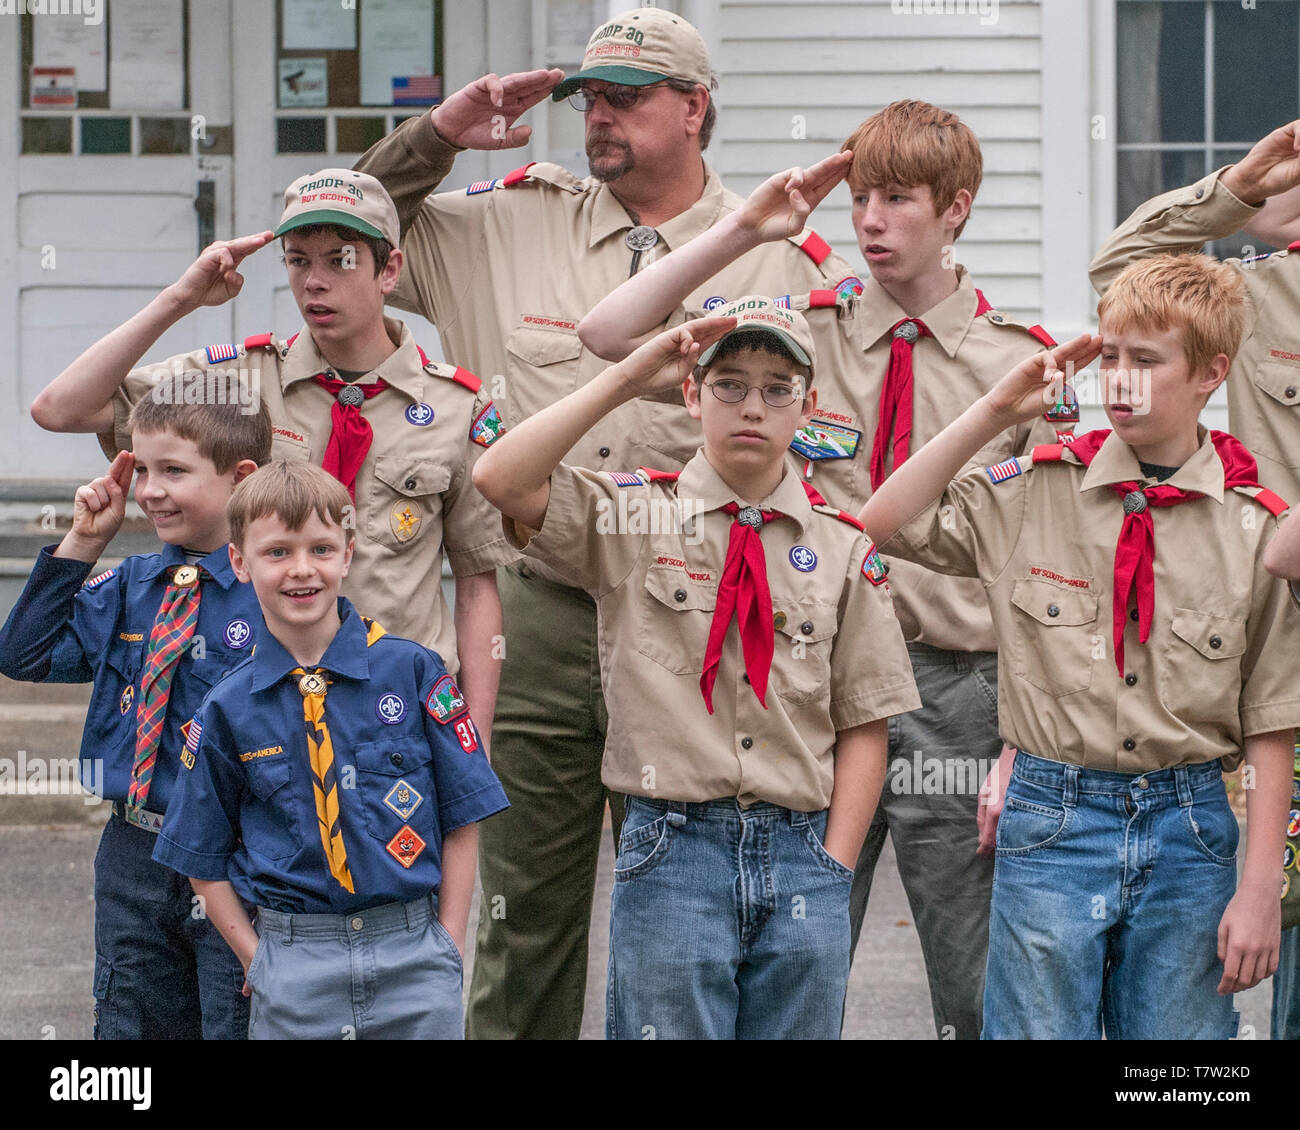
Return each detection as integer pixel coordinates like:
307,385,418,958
578,152,852,361
1264,510,1300,580
31,232,274,434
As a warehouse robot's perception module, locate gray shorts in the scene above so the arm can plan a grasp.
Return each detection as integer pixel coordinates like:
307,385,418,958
247,892,463,1040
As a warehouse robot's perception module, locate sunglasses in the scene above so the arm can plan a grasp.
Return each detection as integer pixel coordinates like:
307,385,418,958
567,82,667,112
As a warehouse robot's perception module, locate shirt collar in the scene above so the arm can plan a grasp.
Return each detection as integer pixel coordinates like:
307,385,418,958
1078,426,1224,502
587,162,724,250
138,541,238,589
855,266,975,358
249,597,372,693
279,317,429,402
675,449,813,536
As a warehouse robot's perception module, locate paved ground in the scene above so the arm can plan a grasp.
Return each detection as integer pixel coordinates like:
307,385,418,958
0,803,1272,1040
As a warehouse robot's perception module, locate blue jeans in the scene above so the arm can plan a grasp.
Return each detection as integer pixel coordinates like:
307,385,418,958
607,797,852,1040
94,805,249,1040
983,752,1239,1040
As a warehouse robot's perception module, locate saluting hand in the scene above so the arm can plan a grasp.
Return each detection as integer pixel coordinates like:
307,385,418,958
984,333,1102,427
737,152,853,243
613,316,738,398
168,231,276,313
430,69,566,151
1224,119,1300,205
67,450,135,554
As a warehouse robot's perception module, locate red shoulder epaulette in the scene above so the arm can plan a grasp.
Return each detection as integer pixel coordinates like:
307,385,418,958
973,290,1057,348
1252,487,1289,517
974,289,993,317
637,467,680,483
451,366,481,392
1031,443,1067,463
502,163,536,187
801,481,829,507
244,333,275,351
1288,240,1300,253
832,508,865,531
807,289,839,308
1026,324,1057,348
797,231,832,266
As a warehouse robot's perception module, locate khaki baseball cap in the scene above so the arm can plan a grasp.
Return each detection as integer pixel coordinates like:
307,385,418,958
696,296,817,379
275,168,399,247
552,7,713,100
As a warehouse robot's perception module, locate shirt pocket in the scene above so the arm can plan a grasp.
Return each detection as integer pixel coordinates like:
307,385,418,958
636,567,716,675
102,636,143,744
352,736,437,840
1248,359,1300,469
1009,575,1099,697
1160,607,1247,724
270,430,311,464
771,598,836,705
241,756,298,864
505,325,583,429
363,455,451,552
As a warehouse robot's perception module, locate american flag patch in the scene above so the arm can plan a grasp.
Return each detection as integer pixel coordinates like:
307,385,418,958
466,179,498,195
184,718,202,754
605,471,644,487
985,458,1024,484
84,569,115,589
772,295,791,308
392,74,442,106
205,343,238,363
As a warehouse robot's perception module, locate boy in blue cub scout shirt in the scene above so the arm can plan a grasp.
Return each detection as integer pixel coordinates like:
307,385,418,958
154,461,508,1040
0,396,272,1039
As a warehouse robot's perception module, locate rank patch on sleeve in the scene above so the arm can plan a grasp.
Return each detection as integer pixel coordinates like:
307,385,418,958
466,179,498,195
985,458,1024,484
470,401,504,447
84,569,115,590
383,779,424,821
605,471,644,487
205,343,239,364
862,543,888,586
386,825,427,868
426,674,468,723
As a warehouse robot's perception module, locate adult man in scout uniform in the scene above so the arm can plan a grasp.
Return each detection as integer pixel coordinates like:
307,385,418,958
578,103,1072,1039
1089,115,1300,1039
353,8,854,1038
31,170,512,726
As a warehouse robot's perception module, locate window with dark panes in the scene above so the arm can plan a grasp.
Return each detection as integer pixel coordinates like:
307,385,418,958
1117,0,1300,257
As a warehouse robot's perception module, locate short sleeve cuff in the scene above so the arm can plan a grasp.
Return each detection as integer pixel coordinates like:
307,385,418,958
151,833,232,882
830,676,922,732
446,535,519,577
437,780,510,834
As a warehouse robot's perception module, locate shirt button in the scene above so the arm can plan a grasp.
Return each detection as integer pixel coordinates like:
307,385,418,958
1123,738,1136,751
1046,604,1060,617
350,917,363,932
1137,777,1149,789
1209,635,1222,649
743,674,750,684
674,589,687,602
404,477,417,490
1287,387,1298,400
1130,608,1139,622
598,446,611,458
1194,187,1205,199
741,737,753,750
390,752,404,766
800,621,814,635
1125,673,1138,686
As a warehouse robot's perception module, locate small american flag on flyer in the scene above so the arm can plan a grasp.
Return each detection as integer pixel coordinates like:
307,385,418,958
392,75,442,105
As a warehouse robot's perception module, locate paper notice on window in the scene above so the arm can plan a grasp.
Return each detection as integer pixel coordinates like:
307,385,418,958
360,0,435,106
282,0,356,50
279,57,328,108
33,16,106,92
109,0,184,109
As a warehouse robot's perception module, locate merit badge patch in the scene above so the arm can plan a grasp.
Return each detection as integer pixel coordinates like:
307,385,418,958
703,296,727,311
605,471,644,487
405,402,435,427
1287,843,1297,871
790,420,862,463
391,501,421,543
426,675,468,724
383,779,424,821
862,543,888,586
470,402,504,448
835,275,865,298
985,458,1024,484
119,684,134,715
466,178,499,195
453,716,479,754
376,693,407,725
205,343,239,364
386,825,427,869
1289,810,1300,839
224,618,252,649
84,569,115,590
789,545,817,573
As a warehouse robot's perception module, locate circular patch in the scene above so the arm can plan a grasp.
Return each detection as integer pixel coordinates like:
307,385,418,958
405,402,435,427
789,545,818,572
1292,777,1300,802
1286,843,1296,871
1290,810,1300,838
119,684,134,715
703,296,727,312
377,693,407,725
835,275,864,298
224,618,252,649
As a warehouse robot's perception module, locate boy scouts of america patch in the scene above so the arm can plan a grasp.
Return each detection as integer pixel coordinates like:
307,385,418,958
985,457,1024,484
391,501,421,542
84,569,115,589
384,779,423,821
791,420,862,463
386,824,426,868
470,402,504,447
605,471,644,487
426,674,468,723
862,543,888,586
405,402,435,426
205,343,239,364
119,684,134,714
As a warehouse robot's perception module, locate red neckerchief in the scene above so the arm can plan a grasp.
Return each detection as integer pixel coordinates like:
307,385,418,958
700,502,781,714
312,374,389,502
869,318,932,491
1066,428,1263,676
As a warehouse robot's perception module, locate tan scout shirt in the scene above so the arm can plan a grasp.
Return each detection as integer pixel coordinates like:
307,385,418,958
1091,167,1300,503
101,318,516,670
884,428,1300,772
353,117,855,482
697,269,1062,653
508,453,921,811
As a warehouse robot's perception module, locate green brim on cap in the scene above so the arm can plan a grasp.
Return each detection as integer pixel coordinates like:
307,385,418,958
698,327,812,371
275,211,386,242
551,66,670,100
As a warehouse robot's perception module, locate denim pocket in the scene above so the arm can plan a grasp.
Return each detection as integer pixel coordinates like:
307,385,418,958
1184,795,1239,866
794,813,855,881
614,807,673,881
996,795,1070,855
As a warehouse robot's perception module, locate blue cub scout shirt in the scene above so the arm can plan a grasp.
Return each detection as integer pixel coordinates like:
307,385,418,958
153,598,509,914
0,543,259,809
